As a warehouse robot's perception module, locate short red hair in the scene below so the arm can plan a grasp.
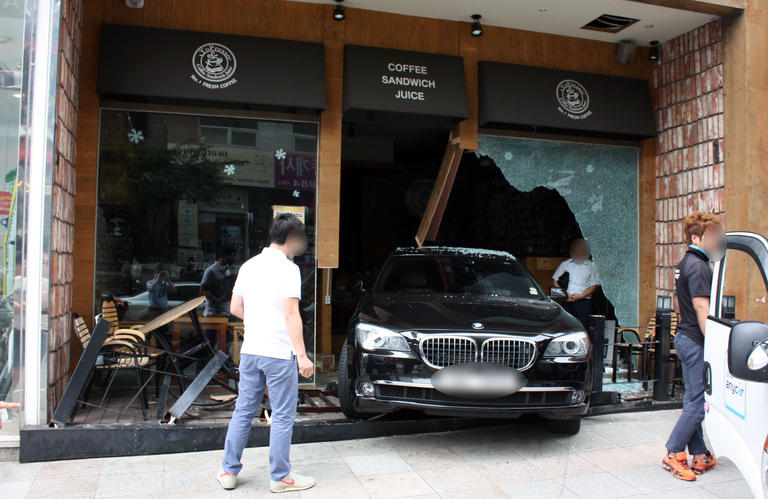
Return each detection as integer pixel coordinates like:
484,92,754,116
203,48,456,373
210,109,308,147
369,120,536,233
683,211,722,245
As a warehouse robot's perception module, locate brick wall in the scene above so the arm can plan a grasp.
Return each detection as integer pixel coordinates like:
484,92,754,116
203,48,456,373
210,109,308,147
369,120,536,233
654,19,725,298
48,0,83,416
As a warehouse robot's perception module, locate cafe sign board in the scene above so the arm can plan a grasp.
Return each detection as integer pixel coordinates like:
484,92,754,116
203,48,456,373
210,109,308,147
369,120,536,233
478,61,657,139
343,45,469,123
99,24,326,111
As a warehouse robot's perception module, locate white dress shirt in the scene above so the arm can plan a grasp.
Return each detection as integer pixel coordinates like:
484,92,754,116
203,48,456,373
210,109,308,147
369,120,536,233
553,259,601,298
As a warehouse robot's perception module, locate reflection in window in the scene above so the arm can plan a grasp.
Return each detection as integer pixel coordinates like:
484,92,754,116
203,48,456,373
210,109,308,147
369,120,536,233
96,109,318,366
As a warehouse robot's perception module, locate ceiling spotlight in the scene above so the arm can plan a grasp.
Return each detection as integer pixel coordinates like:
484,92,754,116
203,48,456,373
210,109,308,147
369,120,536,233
471,14,483,37
333,0,345,21
649,40,660,61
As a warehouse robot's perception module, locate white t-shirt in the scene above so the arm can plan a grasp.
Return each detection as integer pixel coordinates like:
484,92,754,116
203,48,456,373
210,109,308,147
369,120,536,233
233,247,302,359
553,259,601,298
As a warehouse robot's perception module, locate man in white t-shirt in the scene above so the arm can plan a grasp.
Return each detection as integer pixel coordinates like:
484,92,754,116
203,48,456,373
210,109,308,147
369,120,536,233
552,238,601,328
217,214,315,493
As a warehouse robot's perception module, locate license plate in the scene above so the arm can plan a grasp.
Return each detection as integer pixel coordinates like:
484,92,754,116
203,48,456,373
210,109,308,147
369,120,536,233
431,362,526,399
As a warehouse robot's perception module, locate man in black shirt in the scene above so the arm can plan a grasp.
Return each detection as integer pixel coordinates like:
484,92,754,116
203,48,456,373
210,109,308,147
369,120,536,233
663,212,726,482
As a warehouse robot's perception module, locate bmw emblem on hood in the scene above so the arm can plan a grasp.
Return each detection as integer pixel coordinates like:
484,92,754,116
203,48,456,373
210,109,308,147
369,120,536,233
472,322,484,330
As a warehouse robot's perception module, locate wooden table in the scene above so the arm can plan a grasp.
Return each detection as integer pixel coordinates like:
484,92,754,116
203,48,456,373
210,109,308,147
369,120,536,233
136,296,206,334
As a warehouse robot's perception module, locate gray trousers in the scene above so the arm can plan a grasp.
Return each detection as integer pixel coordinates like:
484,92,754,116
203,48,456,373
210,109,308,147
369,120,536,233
665,333,707,455
222,353,298,480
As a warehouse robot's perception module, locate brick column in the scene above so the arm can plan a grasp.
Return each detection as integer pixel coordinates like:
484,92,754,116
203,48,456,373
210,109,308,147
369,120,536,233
653,19,725,298
48,0,83,415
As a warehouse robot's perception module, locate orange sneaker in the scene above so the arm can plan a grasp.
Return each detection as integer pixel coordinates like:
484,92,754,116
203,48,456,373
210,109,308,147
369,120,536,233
662,451,696,481
691,450,717,475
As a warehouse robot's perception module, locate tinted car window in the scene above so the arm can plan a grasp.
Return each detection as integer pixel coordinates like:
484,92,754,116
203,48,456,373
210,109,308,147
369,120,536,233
376,255,542,298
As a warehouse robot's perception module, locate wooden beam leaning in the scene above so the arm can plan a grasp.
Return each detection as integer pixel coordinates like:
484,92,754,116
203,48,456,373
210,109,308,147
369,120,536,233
627,0,744,17
415,132,464,246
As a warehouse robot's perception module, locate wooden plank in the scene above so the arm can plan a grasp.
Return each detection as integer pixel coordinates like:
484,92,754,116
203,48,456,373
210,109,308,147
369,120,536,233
458,22,479,151
317,5,344,269
415,134,463,246
627,0,744,16
638,139,657,327
317,269,333,355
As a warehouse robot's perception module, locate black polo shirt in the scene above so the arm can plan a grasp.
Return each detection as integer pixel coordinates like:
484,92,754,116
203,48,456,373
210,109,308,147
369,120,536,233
674,247,712,346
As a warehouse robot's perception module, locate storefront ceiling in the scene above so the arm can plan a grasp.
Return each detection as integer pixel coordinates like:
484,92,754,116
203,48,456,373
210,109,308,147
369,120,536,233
293,0,717,46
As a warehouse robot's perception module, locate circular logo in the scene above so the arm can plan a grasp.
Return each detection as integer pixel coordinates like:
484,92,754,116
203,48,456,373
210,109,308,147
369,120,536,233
192,43,237,83
555,79,590,115
472,322,485,330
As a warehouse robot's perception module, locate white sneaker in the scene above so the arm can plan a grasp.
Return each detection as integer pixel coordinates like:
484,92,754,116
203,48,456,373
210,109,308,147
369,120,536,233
217,468,237,490
269,472,316,493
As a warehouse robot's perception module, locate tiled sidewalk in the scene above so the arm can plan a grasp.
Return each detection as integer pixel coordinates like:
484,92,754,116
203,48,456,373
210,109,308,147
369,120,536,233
1,409,753,498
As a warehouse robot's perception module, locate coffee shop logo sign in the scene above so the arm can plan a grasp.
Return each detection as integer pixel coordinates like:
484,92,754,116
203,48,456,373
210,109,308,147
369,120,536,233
191,43,238,89
555,79,592,120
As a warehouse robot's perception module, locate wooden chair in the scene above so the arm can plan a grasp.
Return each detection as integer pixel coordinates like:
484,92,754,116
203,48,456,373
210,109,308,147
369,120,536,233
100,299,147,344
73,313,153,418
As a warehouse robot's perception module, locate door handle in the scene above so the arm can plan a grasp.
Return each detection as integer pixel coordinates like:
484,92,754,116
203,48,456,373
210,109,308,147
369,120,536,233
704,361,712,395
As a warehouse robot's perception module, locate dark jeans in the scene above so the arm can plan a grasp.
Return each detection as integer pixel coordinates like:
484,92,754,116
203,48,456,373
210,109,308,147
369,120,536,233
665,333,707,455
564,299,591,329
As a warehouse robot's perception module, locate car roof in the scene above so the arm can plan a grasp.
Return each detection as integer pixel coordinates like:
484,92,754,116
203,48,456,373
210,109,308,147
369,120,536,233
392,246,517,260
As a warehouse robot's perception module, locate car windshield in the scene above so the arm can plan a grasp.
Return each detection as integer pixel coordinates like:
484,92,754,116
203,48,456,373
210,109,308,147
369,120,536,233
375,254,543,298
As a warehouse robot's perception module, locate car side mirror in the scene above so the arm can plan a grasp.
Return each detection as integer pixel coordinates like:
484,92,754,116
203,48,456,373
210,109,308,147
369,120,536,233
549,287,567,302
728,321,768,383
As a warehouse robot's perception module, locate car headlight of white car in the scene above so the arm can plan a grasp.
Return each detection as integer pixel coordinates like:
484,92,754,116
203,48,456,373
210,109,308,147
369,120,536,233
356,323,410,352
544,331,590,359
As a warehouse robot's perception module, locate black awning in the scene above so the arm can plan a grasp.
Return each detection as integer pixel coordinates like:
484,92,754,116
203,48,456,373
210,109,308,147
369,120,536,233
98,24,325,112
343,45,469,125
478,61,656,139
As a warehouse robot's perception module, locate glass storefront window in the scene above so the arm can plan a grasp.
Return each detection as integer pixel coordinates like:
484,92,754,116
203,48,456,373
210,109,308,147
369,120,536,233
0,0,26,439
96,109,319,383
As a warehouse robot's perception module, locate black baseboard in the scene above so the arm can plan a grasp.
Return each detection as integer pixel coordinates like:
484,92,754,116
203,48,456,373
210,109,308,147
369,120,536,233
20,400,683,462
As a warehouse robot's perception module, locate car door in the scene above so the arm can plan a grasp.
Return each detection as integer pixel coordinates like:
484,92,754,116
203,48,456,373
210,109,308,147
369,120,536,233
705,231,768,499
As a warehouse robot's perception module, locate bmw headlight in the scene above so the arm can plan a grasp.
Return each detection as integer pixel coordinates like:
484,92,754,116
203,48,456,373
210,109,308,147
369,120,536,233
544,331,590,359
356,323,410,352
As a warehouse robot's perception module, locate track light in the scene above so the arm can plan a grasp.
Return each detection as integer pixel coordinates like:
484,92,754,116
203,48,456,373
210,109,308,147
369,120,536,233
333,0,345,21
471,14,483,37
649,40,660,61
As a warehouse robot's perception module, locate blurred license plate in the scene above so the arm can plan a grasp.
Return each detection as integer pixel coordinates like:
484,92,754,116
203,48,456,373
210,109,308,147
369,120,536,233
431,362,526,399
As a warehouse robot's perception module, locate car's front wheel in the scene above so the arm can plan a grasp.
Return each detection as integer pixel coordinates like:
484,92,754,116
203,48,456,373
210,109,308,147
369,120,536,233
546,416,582,435
338,339,370,419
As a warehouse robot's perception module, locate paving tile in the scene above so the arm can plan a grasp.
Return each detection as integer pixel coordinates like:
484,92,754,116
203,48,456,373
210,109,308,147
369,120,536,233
163,464,244,494
691,457,749,485
357,471,434,499
481,457,549,486
611,465,703,494
438,486,510,499
291,457,353,480
39,457,104,477
27,472,100,498
344,452,413,476
415,465,487,494
561,471,641,498
499,478,579,498
528,452,604,479
700,478,756,499
552,427,619,453
0,461,42,482
298,477,370,499
395,445,466,470
333,438,395,458
3,479,32,498
652,488,719,498
95,470,164,497
289,441,342,464
100,454,165,475
579,442,663,472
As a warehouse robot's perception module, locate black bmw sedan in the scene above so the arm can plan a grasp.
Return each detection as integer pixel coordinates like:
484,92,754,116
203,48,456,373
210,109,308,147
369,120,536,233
338,246,592,434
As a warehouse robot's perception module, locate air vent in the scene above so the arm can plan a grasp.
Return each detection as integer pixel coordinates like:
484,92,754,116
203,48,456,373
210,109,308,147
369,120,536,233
581,14,639,33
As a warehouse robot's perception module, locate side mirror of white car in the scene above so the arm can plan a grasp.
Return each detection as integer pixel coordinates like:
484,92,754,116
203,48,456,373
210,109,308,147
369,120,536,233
728,321,768,383
747,341,768,371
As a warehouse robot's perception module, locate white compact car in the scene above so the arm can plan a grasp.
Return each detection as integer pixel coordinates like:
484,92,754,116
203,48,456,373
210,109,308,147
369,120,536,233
704,231,768,499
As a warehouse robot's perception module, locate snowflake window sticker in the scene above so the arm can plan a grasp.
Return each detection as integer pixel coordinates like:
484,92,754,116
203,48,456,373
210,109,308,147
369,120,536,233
223,164,236,176
275,148,287,160
503,151,513,160
128,129,144,144
292,190,300,198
